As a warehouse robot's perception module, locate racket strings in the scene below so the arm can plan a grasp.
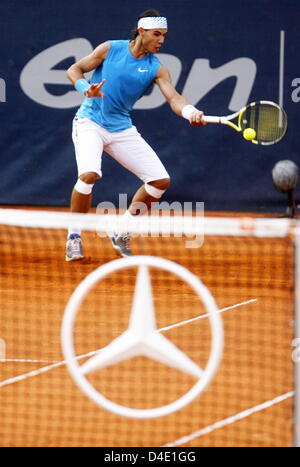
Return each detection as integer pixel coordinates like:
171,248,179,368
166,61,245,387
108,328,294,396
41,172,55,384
241,103,287,145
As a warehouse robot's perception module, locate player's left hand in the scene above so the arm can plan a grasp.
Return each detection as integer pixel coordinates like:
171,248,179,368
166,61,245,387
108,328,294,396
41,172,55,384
85,80,106,98
190,110,207,126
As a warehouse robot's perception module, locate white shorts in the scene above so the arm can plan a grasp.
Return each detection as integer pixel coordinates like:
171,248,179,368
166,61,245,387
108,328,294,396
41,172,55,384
72,117,170,183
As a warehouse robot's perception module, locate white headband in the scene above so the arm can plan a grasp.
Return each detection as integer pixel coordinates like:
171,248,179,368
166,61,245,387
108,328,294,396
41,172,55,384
138,17,168,30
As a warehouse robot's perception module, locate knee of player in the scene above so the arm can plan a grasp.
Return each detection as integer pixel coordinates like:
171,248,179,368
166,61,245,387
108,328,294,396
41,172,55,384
145,178,170,200
149,177,171,191
80,172,100,185
74,172,100,195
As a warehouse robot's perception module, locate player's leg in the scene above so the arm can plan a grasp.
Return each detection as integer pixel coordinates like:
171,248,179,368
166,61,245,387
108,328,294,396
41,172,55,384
66,172,100,262
105,126,170,256
66,118,104,261
108,178,170,257
128,177,171,215
70,172,100,215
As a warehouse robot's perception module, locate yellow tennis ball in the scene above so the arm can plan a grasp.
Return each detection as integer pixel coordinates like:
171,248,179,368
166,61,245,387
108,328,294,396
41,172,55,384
243,128,256,140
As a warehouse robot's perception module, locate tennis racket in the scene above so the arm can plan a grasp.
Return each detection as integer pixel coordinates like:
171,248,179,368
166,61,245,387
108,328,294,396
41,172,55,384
203,101,287,145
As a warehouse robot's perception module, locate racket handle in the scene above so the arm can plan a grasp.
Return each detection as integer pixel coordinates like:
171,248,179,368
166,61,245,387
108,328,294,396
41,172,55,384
203,116,222,124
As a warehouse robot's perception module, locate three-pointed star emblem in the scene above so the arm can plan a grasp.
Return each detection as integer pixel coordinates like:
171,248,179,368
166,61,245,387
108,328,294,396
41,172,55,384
80,265,203,379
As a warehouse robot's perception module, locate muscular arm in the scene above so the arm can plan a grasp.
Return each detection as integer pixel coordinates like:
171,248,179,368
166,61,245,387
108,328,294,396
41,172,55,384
155,66,205,126
67,41,110,97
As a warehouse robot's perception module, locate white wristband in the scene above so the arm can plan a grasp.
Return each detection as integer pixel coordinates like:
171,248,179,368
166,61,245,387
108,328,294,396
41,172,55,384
182,105,198,120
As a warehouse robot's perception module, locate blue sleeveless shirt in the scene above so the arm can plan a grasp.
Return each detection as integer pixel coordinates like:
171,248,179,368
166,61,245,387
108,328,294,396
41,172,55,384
76,40,161,132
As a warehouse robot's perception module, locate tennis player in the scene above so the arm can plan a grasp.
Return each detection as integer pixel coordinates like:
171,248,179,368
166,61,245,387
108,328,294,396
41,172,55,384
66,8,206,261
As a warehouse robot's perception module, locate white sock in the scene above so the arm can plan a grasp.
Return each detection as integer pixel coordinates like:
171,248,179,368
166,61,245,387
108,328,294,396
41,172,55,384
118,210,133,237
123,210,133,220
68,228,81,238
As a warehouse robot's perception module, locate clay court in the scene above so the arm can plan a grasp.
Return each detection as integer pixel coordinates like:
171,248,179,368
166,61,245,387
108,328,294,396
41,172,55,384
0,209,295,447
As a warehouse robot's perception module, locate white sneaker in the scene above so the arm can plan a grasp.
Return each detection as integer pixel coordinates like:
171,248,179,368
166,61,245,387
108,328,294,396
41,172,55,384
109,232,132,257
65,235,84,261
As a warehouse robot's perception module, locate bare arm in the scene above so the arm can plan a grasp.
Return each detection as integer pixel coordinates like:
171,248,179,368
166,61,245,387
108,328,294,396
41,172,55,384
155,66,206,126
67,41,110,98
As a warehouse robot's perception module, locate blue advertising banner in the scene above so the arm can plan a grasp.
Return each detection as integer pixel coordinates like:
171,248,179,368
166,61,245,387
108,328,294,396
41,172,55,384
0,0,299,211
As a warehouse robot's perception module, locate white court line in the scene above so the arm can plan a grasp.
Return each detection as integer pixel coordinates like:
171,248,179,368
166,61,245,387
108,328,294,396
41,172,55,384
163,391,294,447
0,350,98,388
159,299,257,332
0,298,257,387
0,359,56,363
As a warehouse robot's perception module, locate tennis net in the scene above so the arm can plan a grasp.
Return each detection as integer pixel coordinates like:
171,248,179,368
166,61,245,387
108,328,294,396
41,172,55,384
0,208,299,447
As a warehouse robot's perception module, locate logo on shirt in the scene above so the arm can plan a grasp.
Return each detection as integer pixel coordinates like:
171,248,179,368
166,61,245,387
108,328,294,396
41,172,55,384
138,67,149,73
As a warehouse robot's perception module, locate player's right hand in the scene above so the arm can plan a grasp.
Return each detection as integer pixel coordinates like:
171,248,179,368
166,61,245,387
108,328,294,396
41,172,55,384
85,80,106,98
190,110,207,126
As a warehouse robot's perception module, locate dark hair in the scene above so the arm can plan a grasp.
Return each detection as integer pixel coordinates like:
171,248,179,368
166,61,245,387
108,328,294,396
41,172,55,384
130,9,163,40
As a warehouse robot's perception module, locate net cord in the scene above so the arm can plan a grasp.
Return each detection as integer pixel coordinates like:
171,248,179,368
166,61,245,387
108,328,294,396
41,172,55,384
0,209,294,238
